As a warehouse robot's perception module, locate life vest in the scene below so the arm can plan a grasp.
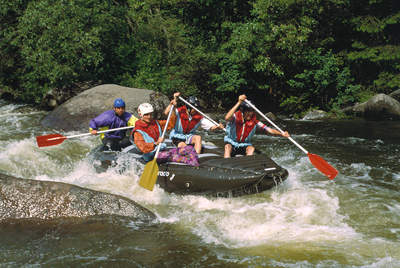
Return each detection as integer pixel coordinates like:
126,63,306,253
224,111,258,148
89,110,137,140
169,106,203,141
131,119,163,162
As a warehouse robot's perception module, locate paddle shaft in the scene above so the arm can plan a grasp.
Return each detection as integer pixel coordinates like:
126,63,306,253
154,104,174,159
47,126,135,141
179,96,226,131
244,99,308,155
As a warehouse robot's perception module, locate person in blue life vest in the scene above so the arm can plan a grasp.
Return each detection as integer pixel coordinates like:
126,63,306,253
131,94,178,162
89,98,138,151
167,93,224,154
224,94,290,158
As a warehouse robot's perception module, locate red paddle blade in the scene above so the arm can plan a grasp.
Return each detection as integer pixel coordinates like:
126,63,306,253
308,153,338,180
36,134,66,147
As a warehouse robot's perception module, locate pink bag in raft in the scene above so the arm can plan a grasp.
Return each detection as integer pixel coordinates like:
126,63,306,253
157,145,199,166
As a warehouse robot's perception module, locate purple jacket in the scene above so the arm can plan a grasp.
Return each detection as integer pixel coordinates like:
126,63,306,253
89,110,136,139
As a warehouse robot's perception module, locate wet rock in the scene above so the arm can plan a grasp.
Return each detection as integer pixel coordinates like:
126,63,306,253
342,94,400,120
302,110,330,120
389,89,400,102
0,173,156,222
41,84,170,131
265,112,277,121
40,81,100,110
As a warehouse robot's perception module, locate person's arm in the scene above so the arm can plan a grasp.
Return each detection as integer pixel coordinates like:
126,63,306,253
158,117,176,132
225,94,246,121
200,117,223,131
257,122,290,137
89,111,112,135
210,123,224,131
164,92,180,115
134,132,156,153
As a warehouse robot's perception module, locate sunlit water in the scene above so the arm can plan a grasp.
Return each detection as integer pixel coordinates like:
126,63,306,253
0,99,399,267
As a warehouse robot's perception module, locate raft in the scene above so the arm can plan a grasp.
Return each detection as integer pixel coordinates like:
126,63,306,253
89,141,288,197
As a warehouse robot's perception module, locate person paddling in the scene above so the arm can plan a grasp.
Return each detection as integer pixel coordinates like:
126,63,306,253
89,98,138,151
167,94,224,154
131,94,178,162
224,94,290,158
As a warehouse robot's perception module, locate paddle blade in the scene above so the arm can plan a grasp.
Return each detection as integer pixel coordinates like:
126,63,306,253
139,159,159,191
36,134,66,147
308,153,338,180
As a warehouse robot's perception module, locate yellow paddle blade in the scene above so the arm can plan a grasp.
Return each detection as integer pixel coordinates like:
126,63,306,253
138,159,159,191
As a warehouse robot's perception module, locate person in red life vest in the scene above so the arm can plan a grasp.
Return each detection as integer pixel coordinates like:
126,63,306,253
167,94,224,154
131,93,178,162
224,94,290,158
89,98,138,151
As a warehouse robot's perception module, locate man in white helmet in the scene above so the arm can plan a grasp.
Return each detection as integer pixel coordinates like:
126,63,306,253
131,93,179,162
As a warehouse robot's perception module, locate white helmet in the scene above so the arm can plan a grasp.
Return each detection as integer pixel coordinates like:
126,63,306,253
138,103,154,115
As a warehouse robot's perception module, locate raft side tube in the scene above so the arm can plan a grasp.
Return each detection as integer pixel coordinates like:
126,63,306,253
158,154,287,196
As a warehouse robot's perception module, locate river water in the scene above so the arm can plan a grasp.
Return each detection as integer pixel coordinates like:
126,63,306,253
0,99,399,267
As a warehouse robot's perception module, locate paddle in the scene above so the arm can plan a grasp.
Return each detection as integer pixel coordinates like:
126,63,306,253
138,105,174,191
36,126,135,147
178,96,226,131
244,99,338,180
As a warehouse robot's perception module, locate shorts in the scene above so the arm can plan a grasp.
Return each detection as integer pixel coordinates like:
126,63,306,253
225,143,248,157
102,136,131,151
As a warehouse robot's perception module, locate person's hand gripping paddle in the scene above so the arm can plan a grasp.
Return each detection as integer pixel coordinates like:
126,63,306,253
244,99,338,180
138,105,174,191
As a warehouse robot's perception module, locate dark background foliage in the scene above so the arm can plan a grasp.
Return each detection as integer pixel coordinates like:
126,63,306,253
1,0,399,116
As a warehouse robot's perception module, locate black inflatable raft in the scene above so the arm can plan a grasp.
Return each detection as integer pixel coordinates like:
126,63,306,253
89,142,288,197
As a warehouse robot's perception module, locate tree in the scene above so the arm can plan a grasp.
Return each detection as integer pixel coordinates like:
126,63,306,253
13,0,129,103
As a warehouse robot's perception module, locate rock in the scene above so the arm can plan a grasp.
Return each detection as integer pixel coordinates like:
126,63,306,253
41,84,170,131
343,94,400,120
0,88,13,101
302,110,329,120
265,112,277,121
389,89,400,102
40,81,100,110
0,173,156,222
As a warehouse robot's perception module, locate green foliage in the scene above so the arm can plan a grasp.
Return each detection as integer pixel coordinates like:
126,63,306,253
283,48,366,114
9,0,130,103
373,72,400,93
0,0,30,98
0,0,399,114
345,2,399,94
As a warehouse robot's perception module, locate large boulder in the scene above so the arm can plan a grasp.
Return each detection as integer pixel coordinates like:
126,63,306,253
342,94,400,120
0,173,156,222
389,89,400,102
41,84,170,131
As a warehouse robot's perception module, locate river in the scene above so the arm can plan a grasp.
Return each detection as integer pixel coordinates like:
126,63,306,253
0,99,399,267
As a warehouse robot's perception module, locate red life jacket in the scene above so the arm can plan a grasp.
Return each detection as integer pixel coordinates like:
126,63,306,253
132,119,160,141
234,111,259,142
177,106,203,134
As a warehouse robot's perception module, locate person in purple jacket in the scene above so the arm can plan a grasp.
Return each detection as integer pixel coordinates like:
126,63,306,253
89,98,138,151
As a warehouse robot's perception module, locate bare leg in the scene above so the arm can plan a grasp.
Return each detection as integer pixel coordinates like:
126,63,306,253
191,135,202,154
246,145,255,156
177,141,186,148
224,143,232,158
